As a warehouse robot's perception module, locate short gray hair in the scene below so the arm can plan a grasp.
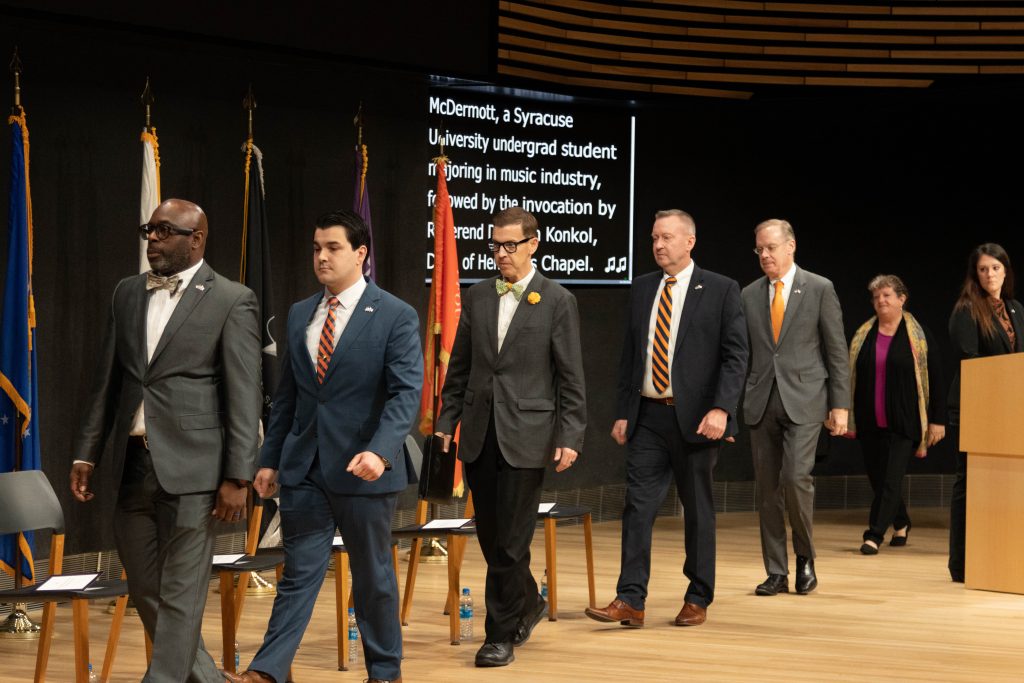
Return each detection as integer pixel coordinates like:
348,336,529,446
654,209,696,235
755,218,795,240
868,274,908,299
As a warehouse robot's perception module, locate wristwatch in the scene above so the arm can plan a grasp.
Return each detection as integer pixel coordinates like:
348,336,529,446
379,455,392,471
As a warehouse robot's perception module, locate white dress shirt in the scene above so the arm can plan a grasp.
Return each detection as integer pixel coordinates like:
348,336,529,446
306,276,368,369
642,261,694,398
767,262,797,309
497,268,536,353
129,259,206,436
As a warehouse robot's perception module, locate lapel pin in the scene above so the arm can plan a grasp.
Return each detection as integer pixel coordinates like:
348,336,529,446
364,306,374,313
195,284,205,291
694,284,703,290
794,289,802,294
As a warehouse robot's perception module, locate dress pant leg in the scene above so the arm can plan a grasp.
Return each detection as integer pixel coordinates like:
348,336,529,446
781,419,821,561
615,402,674,610
671,440,719,608
465,412,545,643
114,449,221,683
859,432,887,543
948,425,967,579
868,432,915,542
750,384,789,576
248,472,336,683
334,492,402,681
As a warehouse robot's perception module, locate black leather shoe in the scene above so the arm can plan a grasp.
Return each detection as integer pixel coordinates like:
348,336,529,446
755,574,788,596
475,641,515,667
795,556,817,594
860,540,879,555
890,523,911,547
512,593,547,646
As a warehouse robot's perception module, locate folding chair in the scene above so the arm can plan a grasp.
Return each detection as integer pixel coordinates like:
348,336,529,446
0,470,130,683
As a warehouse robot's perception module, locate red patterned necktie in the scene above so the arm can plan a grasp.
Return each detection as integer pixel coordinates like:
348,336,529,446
651,277,676,394
317,296,340,384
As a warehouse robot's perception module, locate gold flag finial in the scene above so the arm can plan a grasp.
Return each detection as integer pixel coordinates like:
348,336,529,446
141,77,155,130
243,84,257,140
10,46,23,114
353,100,364,147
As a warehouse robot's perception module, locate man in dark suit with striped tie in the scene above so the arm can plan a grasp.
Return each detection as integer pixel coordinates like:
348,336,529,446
586,210,747,628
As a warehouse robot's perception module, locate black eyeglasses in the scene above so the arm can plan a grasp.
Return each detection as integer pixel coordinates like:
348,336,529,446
139,222,197,241
486,237,532,254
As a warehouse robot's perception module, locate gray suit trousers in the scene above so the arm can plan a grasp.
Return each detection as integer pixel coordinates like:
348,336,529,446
114,446,221,683
750,383,820,576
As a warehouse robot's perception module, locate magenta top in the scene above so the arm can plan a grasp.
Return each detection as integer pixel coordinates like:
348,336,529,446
874,332,894,428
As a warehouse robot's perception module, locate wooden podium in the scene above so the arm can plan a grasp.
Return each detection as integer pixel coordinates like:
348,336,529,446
960,353,1024,594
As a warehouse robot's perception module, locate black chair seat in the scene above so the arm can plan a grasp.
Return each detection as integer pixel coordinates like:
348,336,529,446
212,550,285,573
541,504,590,520
0,578,129,602
391,522,477,540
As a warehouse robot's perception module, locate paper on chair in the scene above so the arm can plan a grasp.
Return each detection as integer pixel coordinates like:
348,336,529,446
538,503,556,513
422,518,472,530
333,536,344,547
37,573,99,591
211,553,246,565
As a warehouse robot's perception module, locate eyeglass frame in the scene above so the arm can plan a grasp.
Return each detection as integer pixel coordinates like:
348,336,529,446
486,236,533,254
139,222,197,241
752,241,792,257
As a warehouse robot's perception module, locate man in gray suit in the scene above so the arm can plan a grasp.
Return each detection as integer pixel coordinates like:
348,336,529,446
741,218,849,597
71,199,262,682
436,206,586,668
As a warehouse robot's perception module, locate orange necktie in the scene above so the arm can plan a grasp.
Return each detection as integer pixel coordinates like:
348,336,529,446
651,277,676,394
771,280,785,343
317,296,340,384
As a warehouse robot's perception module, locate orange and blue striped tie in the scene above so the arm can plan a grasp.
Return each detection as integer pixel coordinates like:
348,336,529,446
317,296,340,384
652,277,676,394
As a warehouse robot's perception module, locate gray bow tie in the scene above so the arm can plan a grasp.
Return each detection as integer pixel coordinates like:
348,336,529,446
146,272,182,296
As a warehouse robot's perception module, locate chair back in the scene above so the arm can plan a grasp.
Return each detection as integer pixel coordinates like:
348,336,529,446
0,470,65,536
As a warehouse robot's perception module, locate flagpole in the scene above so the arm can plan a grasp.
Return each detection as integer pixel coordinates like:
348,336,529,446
0,46,40,639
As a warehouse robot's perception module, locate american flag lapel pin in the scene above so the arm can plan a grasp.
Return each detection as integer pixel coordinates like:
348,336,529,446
694,284,703,290
364,306,374,313
195,284,205,291
794,288,802,294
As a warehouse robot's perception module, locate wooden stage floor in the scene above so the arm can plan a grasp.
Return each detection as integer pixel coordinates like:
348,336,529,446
5,508,1023,682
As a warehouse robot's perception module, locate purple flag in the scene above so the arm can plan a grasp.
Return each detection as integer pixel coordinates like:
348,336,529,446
353,144,376,281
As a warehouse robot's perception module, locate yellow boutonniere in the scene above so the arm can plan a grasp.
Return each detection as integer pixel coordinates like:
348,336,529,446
527,292,541,305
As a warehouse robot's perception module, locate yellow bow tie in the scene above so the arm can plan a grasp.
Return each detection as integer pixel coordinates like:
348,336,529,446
496,280,524,301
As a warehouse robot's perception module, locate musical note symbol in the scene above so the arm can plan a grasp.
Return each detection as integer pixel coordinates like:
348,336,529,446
605,256,616,273
616,256,626,273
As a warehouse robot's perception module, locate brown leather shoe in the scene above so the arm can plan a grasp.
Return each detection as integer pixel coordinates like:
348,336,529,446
584,598,644,627
674,602,707,626
367,678,403,683
222,671,275,683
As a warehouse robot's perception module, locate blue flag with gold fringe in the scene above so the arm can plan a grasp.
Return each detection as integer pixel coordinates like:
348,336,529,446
0,111,41,582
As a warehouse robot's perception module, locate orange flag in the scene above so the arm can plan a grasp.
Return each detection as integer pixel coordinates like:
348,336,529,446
419,158,464,495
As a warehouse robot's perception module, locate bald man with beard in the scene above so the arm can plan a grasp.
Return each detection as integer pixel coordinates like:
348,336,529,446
71,199,263,683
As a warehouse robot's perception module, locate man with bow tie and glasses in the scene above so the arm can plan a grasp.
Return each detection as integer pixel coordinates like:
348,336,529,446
71,198,262,682
435,206,586,668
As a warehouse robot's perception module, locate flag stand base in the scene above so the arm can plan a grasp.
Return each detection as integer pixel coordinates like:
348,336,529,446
0,604,40,639
213,572,277,596
107,597,139,616
404,538,448,564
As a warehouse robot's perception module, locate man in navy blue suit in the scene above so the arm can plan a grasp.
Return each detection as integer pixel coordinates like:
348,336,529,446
227,210,422,683
586,209,747,629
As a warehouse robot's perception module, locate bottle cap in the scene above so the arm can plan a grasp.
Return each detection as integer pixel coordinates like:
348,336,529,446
462,587,470,594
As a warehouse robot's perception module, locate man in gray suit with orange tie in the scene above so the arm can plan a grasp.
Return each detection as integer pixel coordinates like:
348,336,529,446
230,210,421,683
436,206,586,668
741,218,850,597
71,199,262,683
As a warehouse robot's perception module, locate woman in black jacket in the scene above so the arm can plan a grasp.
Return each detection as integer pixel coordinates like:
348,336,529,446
947,243,1023,582
847,275,945,554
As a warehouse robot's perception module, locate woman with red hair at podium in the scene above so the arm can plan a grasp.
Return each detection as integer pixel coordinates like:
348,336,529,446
947,243,1024,582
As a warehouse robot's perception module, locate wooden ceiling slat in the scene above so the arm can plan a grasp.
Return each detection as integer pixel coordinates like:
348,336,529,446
980,64,1024,73
651,38,766,55
724,14,848,28
500,33,625,60
892,49,1024,59
622,52,727,68
686,70,807,85
565,29,655,47
849,19,980,31
764,2,889,15
723,58,843,72
805,76,933,87
938,35,1024,45
500,16,568,39
981,22,1024,30
805,33,935,45
652,83,753,99
507,3,596,27
847,63,980,74
894,6,1024,17
651,0,763,11
687,27,807,41
499,63,656,92
764,45,890,58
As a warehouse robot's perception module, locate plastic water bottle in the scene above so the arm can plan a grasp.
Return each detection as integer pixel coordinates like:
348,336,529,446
88,663,100,682
459,587,474,640
541,570,548,600
233,641,240,671
347,607,360,664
